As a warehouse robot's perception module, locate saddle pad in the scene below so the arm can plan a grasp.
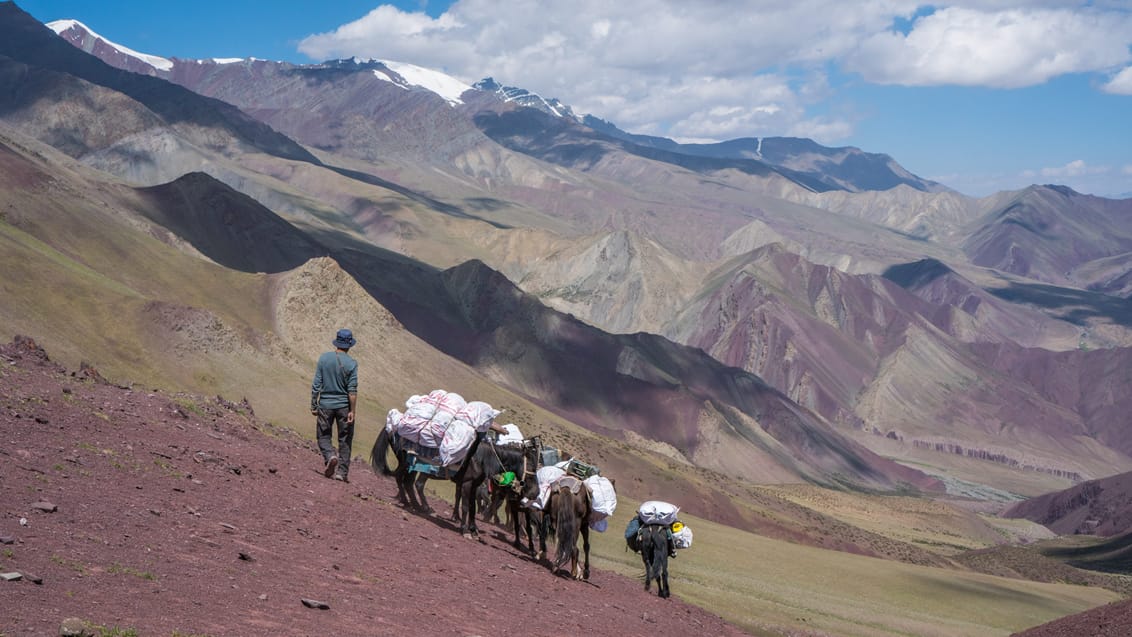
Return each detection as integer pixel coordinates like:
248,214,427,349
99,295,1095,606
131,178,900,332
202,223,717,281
555,475,584,495
399,436,440,460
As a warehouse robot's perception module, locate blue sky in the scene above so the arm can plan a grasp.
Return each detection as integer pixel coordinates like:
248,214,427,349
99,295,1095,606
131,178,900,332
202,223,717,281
16,0,1132,198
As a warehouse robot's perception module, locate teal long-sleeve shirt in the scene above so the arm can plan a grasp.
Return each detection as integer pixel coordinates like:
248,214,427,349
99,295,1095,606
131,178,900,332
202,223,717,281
311,350,358,409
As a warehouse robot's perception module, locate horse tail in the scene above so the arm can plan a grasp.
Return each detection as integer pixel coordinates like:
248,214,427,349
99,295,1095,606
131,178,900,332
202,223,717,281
370,428,394,476
644,526,668,582
553,487,577,569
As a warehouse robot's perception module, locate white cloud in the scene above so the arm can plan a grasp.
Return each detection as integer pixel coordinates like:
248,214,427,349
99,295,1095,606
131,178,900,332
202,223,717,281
1023,161,1109,182
1102,66,1132,94
1036,160,1108,178
295,1,1132,143
849,7,1132,88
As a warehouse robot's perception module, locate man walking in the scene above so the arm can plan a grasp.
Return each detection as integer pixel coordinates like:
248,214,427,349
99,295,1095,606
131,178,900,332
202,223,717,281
311,328,358,481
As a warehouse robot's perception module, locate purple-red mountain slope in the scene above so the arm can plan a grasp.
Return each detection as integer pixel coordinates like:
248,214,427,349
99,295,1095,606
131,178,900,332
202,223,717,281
1003,470,1132,537
963,185,1132,287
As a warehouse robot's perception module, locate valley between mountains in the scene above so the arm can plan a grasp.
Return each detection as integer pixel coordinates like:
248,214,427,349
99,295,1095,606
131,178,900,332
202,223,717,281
2,2,1132,634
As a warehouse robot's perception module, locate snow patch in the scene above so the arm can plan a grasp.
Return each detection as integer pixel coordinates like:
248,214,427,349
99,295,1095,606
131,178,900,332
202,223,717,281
379,60,471,105
47,19,173,72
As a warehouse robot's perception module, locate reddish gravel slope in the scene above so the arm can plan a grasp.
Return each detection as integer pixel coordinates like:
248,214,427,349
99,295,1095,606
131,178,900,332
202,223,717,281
1012,598,1132,637
0,337,747,637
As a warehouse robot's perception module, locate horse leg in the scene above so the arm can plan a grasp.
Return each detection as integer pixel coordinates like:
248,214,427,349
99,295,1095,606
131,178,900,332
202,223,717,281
489,487,506,525
581,522,591,581
522,508,536,555
508,497,527,551
452,480,468,522
394,465,413,508
643,550,652,592
478,483,497,524
660,556,670,598
414,473,433,514
451,480,463,521
461,475,483,539
571,534,581,580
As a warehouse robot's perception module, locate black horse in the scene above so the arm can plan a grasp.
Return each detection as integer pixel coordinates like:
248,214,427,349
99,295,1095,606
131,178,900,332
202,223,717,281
370,428,526,538
496,440,544,556
637,523,671,598
454,438,544,555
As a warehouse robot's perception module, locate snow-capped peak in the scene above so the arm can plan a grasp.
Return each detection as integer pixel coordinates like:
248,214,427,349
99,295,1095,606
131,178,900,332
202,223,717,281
371,60,471,106
47,19,173,72
473,77,579,121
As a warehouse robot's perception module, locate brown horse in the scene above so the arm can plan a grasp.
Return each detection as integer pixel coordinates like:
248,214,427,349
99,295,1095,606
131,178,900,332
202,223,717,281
545,476,592,579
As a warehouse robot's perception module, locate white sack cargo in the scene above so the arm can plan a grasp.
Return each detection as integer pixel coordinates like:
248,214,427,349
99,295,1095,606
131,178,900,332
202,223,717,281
432,391,466,429
454,401,501,433
385,408,403,434
528,465,566,510
438,420,476,466
495,423,523,445
397,391,442,442
638,501,680,526
585,475,617,520
672,523,693,549
418,391,466,447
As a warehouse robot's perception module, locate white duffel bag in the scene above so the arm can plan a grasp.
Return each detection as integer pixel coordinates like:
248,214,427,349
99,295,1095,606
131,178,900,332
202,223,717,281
585,475,618,525
495,423,523,445
638,500,679,526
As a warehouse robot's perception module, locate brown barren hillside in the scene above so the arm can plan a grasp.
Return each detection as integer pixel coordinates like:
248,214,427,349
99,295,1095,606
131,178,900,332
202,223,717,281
0,336,747,637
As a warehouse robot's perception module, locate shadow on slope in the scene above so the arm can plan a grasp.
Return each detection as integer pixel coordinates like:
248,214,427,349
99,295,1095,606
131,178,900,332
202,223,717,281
137,172,328,273
987,281,1132,327
1040,531,1132,575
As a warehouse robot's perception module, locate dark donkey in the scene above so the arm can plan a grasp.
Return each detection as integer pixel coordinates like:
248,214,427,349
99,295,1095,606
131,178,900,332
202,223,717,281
455,437,544,555
370,428,528,538
495,438,544,556
637,524,671,598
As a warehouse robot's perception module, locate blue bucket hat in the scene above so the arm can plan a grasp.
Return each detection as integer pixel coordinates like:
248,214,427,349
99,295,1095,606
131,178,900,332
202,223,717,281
332,328,356,349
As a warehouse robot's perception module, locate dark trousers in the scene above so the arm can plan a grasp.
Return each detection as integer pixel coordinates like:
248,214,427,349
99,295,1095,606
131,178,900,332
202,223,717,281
316,407,353,475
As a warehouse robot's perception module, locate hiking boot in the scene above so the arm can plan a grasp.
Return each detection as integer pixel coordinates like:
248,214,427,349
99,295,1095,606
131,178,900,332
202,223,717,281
323,456,338,478
332,472,348,483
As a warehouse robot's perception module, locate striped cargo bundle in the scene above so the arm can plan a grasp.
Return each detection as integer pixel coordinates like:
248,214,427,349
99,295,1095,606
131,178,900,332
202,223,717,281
418,392,466,447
